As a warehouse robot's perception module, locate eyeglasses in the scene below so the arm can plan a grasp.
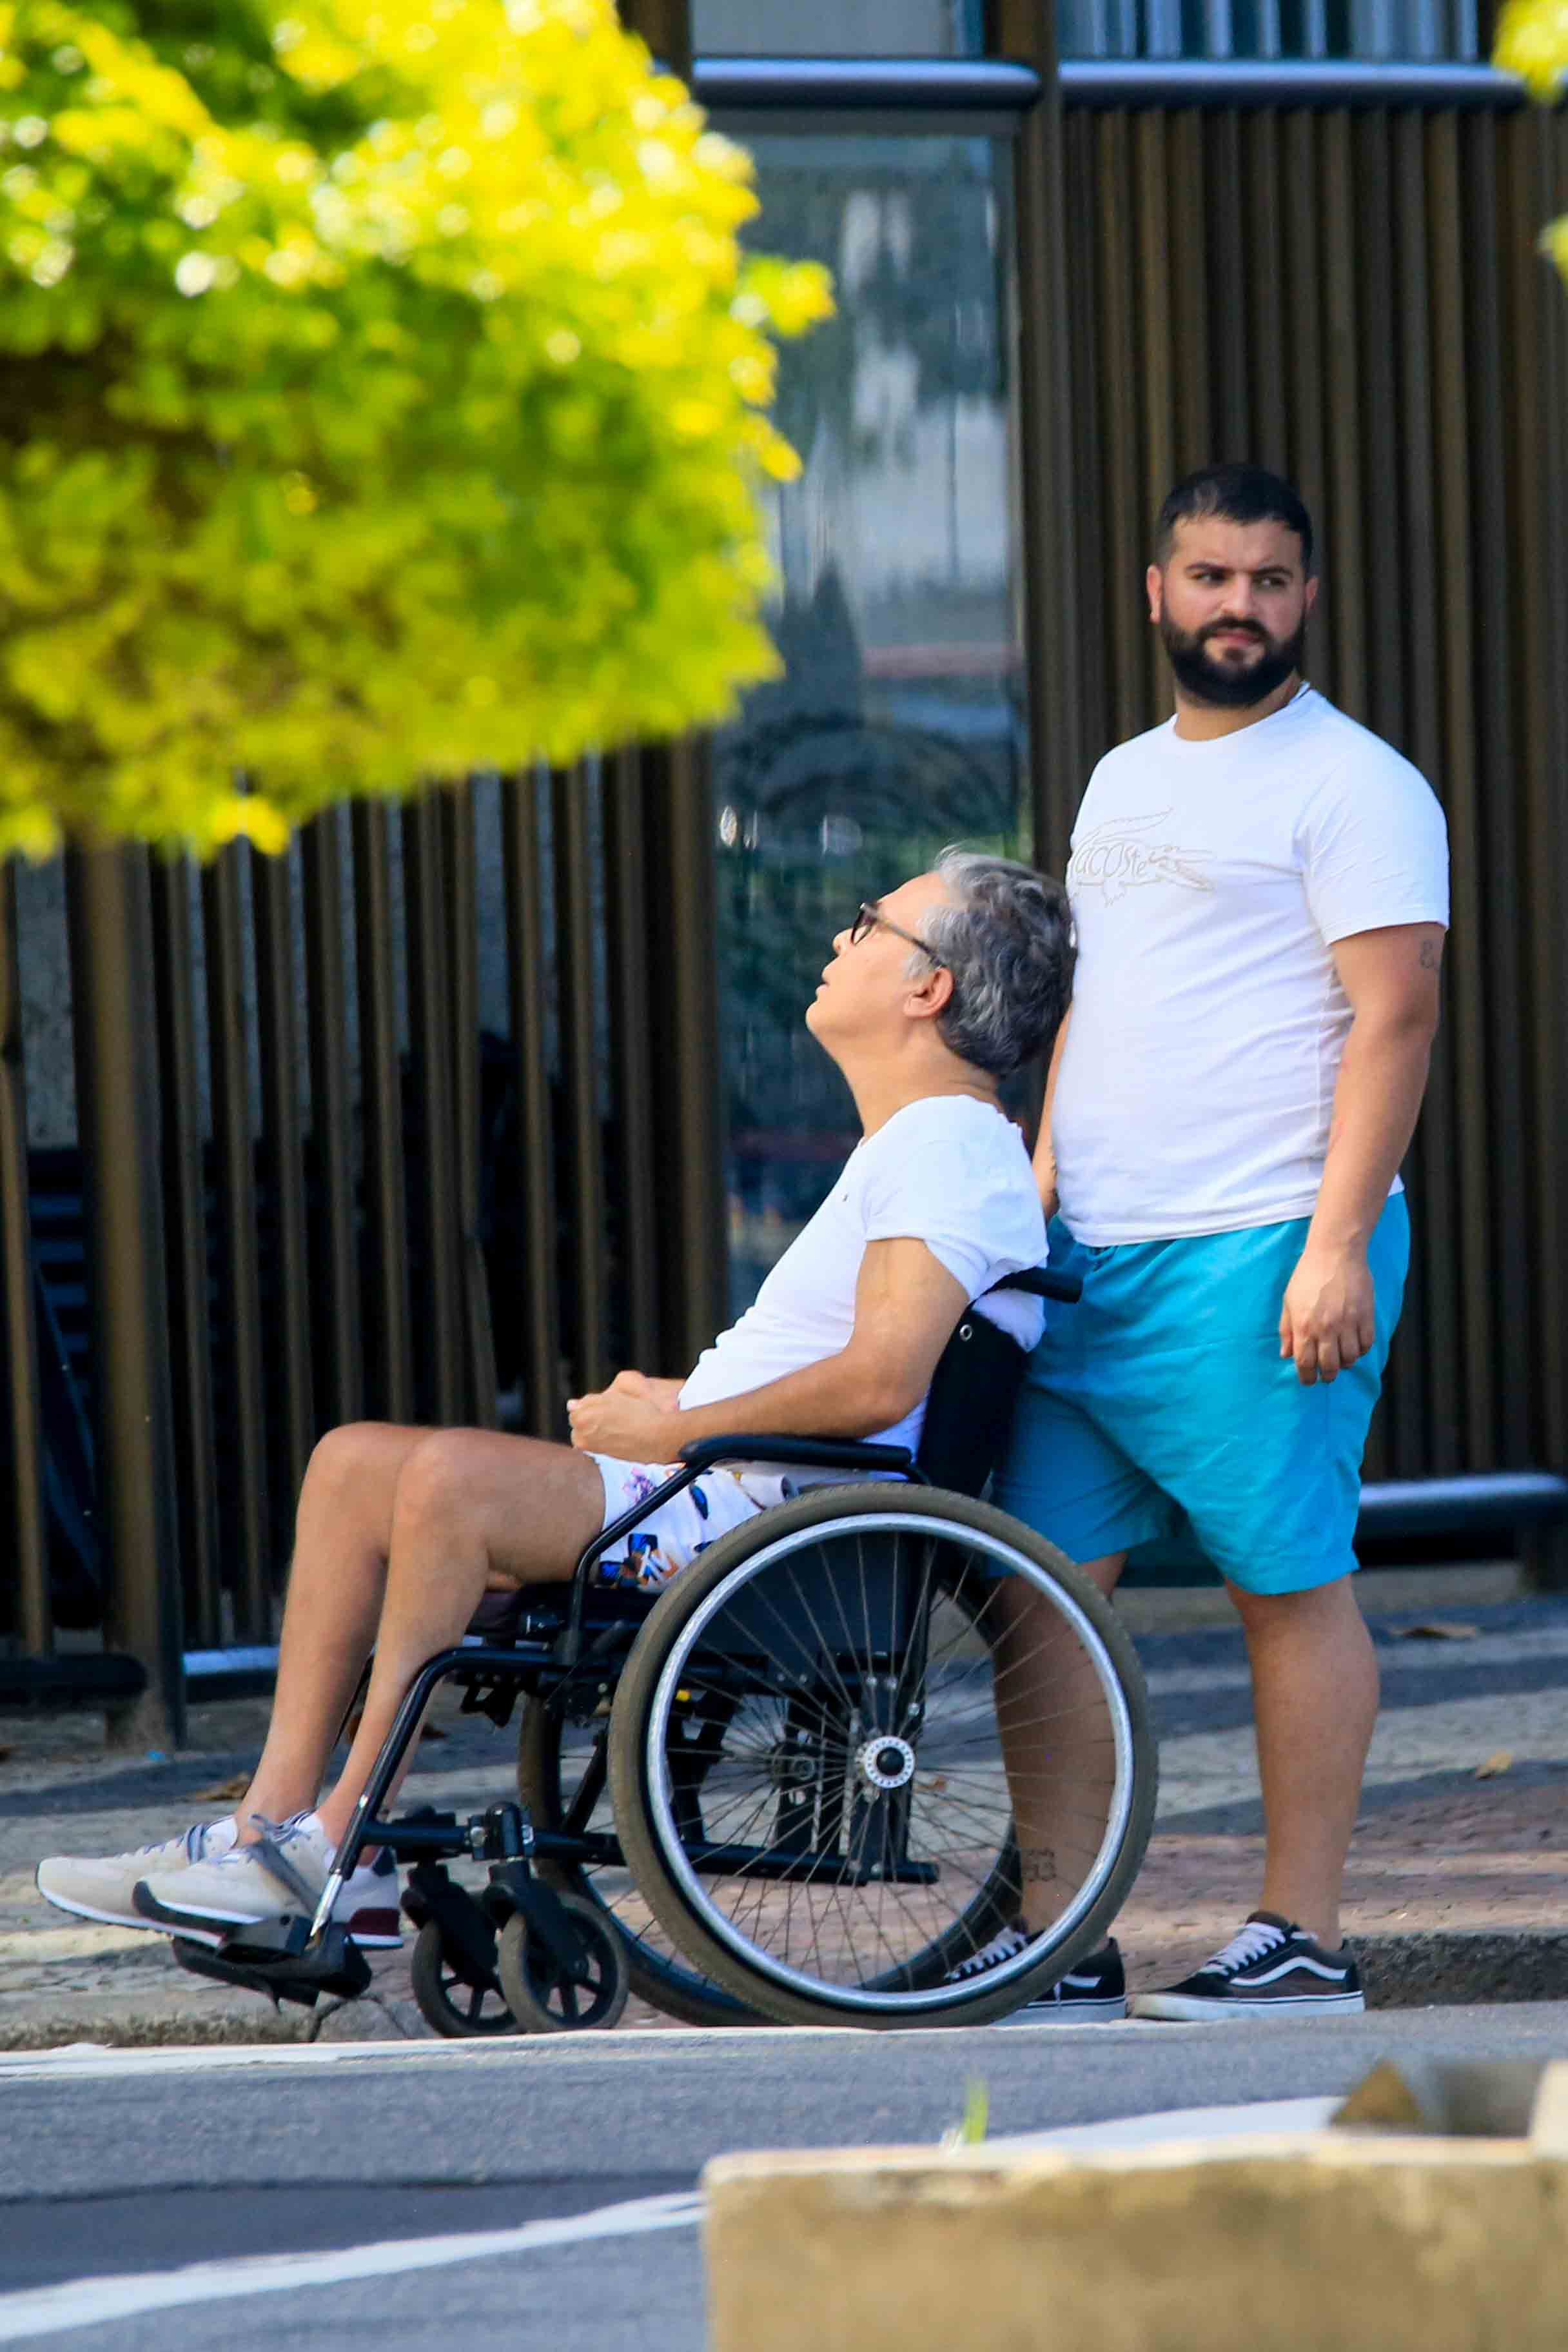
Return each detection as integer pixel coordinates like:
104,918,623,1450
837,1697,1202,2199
849,901,943,966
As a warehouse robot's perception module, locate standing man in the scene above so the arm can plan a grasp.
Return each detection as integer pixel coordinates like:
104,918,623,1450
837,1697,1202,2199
995,462,1449,2021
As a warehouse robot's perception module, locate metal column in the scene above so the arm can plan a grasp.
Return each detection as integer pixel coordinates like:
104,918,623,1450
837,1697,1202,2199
64,844,186,1748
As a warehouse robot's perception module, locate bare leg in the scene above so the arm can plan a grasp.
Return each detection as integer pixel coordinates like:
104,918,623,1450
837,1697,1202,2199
1227,1574,1378,1949
237,1423,430,1830
991,1551,1127,1934
313,1429,605,1850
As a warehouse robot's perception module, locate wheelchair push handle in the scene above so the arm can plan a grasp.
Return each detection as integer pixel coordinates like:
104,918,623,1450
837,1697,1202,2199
992,1265,1082,1304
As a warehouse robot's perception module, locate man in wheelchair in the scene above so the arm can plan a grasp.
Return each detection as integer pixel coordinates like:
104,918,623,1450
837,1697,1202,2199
40,849,1101,2021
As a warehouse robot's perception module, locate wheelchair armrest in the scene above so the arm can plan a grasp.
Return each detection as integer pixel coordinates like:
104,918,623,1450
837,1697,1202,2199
990,1266,1082,1303
677,1435,916,1477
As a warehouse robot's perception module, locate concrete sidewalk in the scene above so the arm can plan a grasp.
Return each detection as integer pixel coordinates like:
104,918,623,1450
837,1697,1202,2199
2,1566,1564,2048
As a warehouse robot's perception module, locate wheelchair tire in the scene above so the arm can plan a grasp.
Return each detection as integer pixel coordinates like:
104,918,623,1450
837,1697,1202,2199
496,1892,631,2033
608,1485,1157,2031
516,1700,761,2029
409,1919,521,2039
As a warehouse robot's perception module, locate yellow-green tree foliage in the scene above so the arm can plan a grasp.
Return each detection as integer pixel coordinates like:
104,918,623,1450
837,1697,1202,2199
0,0,831,854
1494,0,1568,282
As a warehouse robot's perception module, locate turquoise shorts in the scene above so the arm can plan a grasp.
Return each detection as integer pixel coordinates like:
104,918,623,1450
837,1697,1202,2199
992,1196,1411,1596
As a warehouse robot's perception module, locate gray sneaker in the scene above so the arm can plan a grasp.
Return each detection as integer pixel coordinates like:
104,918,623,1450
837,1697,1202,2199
36,1819,239,1932
133,1812,404,1949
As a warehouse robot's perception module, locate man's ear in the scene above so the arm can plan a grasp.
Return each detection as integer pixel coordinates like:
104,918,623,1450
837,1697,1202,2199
905,962,955,1024
1146,562,1164,623
1304,575,1320,618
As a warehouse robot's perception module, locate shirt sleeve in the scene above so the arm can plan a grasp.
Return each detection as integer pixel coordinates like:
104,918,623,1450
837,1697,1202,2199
858,1131,1046,1305
1298,749,1451,945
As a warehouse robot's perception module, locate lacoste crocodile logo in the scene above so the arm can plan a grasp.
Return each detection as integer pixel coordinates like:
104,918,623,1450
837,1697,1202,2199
1068,812,1215,905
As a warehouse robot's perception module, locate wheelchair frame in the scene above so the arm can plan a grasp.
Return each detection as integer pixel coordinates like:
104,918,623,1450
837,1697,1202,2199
172,1266,1156,2032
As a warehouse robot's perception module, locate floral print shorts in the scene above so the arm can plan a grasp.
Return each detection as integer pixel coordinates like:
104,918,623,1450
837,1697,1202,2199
587,1454,795,1592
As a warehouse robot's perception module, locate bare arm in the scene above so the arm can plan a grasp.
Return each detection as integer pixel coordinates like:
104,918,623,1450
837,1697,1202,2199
1031,1008,1073,1221
1280,920,1444,1385
596,1370,687,1412
565,1238,968,1460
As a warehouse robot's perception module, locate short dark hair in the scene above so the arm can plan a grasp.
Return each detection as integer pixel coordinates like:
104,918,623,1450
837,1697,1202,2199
1155,463,1315,575
919,849,1075,1081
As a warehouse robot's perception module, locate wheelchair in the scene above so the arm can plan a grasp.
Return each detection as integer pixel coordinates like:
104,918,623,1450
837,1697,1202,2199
176,1267,1158,2034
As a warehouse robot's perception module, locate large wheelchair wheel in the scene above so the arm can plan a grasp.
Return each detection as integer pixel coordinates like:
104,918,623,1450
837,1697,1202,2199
608,1486,1157,2031
516,1699,760,2028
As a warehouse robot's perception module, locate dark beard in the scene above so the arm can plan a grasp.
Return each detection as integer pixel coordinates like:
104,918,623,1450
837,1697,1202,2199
1161,613,1307,709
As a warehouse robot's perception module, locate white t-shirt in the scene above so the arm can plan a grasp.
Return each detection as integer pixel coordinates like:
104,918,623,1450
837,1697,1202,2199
680,1094,1047,1459
1053,684,1450,1245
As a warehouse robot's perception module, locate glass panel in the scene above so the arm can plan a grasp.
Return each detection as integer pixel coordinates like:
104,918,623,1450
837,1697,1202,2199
694,0,985,56
1057,0,1476,56
711,133,1026,1312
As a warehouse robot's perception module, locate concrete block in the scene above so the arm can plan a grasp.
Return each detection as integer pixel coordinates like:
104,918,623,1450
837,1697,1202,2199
1333,2054,1554,2137
1530,2063,1568,2155
703,2131,1568,2352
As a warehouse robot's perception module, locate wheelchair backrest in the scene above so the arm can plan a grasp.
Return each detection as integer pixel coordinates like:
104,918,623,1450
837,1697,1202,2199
913,1302,1031,1499
686,1287,1042,1671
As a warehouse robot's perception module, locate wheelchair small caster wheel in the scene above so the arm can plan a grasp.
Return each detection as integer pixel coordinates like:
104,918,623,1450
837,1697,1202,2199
496,1891,631,2032
409,1919,520,2039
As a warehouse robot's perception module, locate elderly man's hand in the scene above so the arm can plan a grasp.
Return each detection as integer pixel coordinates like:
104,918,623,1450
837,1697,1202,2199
567,1369,683,1461
1279,1240,1377,1387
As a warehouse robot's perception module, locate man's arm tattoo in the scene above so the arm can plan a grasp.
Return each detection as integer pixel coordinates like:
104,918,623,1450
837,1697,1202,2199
1418,938,1442,970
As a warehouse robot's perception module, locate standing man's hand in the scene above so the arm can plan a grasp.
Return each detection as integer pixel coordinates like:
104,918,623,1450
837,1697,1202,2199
1279,1241,1377,1385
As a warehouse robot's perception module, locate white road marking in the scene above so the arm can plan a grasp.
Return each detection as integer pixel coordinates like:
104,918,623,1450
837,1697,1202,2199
0,2190,703,2345
0,2026,861,2081
990,2093,1340,2153
0,2013,1195,2082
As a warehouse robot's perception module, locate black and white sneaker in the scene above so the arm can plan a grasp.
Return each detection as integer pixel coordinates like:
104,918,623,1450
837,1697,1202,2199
945,1921,1127,2021
1130,1911,1364,2022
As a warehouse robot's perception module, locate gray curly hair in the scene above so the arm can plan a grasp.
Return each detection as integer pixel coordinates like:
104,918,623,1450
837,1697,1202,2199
910,849,1074,1080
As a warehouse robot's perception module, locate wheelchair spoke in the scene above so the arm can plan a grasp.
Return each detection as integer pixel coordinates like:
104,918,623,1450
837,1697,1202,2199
563,1734,608,1835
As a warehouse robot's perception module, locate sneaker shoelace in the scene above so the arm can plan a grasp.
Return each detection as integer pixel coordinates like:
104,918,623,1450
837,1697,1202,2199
948,1920,1030,1982
206,1811,329,1908
1199,1917,1291,1980
148,1822,229,1864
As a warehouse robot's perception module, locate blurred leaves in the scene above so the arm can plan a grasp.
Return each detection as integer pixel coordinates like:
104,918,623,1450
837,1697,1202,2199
1494,0,1568,285
0,0,832,854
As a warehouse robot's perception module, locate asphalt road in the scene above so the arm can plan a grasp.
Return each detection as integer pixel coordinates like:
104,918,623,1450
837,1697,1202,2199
3,2002,1567,2351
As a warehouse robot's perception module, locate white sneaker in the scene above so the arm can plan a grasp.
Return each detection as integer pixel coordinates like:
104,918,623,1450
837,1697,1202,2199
133,1812,404,1949
37,1820,239,1932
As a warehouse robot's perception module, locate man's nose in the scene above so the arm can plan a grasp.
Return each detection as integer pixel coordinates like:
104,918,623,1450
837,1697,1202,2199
830,927,849,955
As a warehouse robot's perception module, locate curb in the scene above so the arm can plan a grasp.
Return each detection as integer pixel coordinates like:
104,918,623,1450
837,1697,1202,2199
0,1988,424,2051
1357,1930,1568,2008
1,1930,1563,2052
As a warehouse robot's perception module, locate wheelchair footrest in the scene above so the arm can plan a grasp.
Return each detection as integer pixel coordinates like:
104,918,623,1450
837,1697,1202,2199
172,1917,374,2009
687,1843,939,1888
